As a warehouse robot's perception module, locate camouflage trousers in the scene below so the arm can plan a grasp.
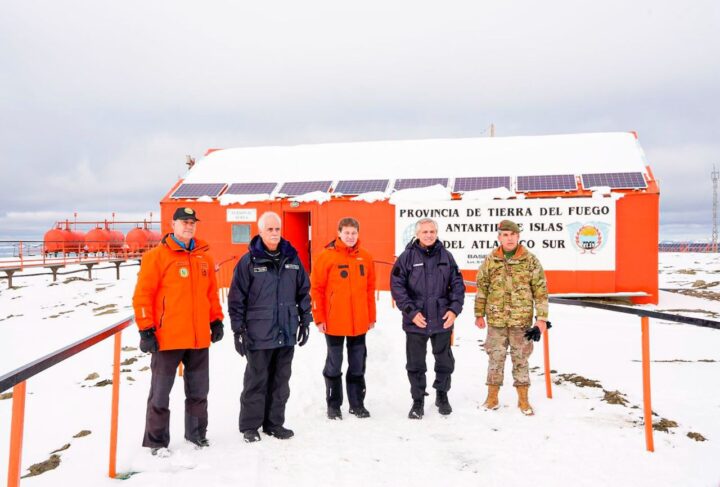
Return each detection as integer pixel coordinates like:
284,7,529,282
484,326,533,387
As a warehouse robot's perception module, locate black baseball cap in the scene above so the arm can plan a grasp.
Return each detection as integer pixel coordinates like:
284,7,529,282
173,207,200,221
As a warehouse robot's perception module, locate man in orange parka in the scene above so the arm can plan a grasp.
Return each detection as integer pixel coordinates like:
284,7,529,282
311,217,376,420
132,207,224,456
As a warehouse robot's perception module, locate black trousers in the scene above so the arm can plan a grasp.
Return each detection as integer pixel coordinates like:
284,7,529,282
142,348,209,448
323,334,367,408
239,346,295,432
405,331,454,401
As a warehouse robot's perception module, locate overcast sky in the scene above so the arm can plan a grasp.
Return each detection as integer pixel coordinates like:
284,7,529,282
1,1,718,241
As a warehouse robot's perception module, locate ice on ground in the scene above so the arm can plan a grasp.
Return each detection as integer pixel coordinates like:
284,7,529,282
0,254,719,486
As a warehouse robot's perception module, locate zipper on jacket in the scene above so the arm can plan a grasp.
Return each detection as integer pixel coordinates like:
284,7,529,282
189,251,198,348
159,297,166,329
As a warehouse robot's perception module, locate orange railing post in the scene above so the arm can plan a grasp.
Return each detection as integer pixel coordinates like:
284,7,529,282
108,332,122,478
543,328,552,399
178,363,184,377
7,381,27,487
641,316,654,452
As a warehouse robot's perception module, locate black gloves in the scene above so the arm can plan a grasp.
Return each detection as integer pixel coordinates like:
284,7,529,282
210,319,224,343
234,328,252,356
524,321,552,342
296,324,310,347
139,328,159,353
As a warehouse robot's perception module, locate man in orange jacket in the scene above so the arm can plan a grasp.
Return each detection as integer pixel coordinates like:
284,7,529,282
132,207,224,456
311,217,376,420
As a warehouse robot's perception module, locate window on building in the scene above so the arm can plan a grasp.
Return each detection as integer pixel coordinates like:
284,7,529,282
231,224,251,244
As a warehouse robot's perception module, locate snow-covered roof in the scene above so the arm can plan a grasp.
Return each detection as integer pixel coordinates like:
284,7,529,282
182,132,649,185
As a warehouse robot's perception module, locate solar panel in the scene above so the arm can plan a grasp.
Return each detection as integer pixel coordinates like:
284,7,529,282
581,172,647,189
454,176,511,192
334,179,390,195
279,181,333,196
171,183,226,199
225,182,278,195
517,175,577,192
393,178,449,191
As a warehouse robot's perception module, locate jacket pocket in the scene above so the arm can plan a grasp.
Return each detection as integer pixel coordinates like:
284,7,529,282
246,307,274,341
288,306,300,339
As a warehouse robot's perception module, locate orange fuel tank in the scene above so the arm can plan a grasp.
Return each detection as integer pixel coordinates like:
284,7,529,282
126,227,161,252
44,226,86,254
85,226,125,253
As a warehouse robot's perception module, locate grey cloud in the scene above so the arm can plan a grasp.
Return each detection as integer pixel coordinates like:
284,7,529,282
1,0,718,242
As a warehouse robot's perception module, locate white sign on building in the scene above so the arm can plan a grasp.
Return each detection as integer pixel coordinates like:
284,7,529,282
395,199,616,271
226,208,257,222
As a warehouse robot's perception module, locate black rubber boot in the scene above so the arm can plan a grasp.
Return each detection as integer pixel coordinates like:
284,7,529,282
408,399,424,419
435,391,452,415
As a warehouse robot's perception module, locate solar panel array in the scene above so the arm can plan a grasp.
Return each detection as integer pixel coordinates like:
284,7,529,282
516,174,577,192
393,178,449,191
170,173,641,199
171,183,226,199
453,176,511,192
279,180,333,196
225,182,278,195
581,172,646,189
334,179,390,195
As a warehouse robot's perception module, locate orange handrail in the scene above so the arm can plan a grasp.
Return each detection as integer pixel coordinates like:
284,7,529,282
1,317,133,484
108,332,122,478
543,329,552,399
6,381,26,487
641,316,654,452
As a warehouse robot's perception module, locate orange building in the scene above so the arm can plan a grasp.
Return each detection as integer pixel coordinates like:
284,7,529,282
159,132,659,304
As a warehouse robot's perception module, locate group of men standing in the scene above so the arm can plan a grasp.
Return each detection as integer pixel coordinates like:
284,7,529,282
132,208,549,455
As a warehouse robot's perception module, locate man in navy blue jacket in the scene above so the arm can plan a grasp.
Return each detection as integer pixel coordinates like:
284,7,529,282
391,218,466,419
229,211,312,442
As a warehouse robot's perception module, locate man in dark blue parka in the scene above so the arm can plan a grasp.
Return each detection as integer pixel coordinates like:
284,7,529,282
391,217,465,419
229,211,312,442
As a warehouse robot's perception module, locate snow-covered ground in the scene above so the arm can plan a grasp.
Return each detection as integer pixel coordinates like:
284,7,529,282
1,253,719,486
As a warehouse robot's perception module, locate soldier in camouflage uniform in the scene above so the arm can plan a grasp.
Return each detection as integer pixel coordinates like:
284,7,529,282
474,219,549,415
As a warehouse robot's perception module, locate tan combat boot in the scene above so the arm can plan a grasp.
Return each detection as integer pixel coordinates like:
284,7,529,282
482,385,500,410
516,385,534,415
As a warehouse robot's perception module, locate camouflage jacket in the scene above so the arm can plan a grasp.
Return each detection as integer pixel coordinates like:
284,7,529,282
474,245,548,327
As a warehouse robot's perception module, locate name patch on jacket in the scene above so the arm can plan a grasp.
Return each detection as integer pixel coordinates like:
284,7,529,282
285,264,300,270
200,262,209,277
253,266,268,273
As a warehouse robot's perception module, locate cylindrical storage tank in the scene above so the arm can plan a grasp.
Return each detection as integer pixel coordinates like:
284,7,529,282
85,227,125,253
44,228,86,254
126,228,162,252
108,229,125,252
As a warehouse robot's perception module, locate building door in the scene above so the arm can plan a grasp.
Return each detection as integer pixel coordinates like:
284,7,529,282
283,211,311,272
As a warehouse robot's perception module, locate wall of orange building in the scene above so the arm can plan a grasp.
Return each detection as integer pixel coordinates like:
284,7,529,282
161,191,659,304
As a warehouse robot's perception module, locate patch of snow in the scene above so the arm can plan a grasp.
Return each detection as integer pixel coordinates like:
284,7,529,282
389,185,452,204
183,133,649,184
195,196,213,203
290,191,331,204
218,194,273,206
460,186,515,201
350,191,390,203
0,253,718,486
589,185,613,197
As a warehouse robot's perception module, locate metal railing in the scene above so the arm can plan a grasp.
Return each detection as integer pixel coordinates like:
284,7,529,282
0,240,154,272
1,316,134,486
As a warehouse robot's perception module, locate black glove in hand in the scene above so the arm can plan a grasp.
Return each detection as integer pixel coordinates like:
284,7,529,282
296,324,309,347
234,328,251,356
524,321,552,342
210,319,224,343
139,328,159,353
